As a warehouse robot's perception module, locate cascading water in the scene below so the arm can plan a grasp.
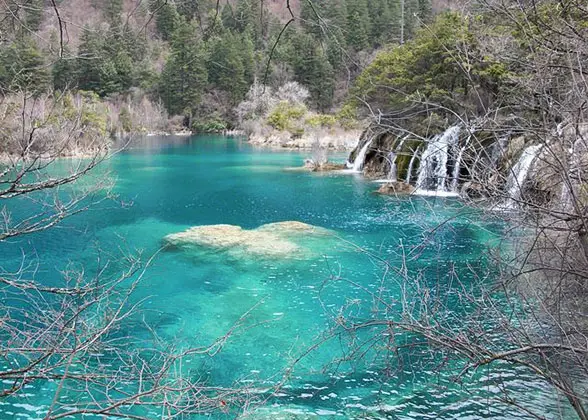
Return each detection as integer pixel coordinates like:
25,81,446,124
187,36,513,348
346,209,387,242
387,151,397,181
503,144,543,208
385,136,408,181
450,135,470,192
492,136,509,166
415,125,461,193
351,137,374,172
405,146,420,184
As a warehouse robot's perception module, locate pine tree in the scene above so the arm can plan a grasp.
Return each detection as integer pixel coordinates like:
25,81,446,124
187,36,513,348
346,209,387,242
309,51,335,111
300,0,324,39
159,19,208,121
53,49,78,91
77,27,104,93
221,3,236,31
289,31,335,110
418,0,433,24
25,0,44,32
368,0,393,46
177,0,201,20
153,0,180,41
323,0,347,69
346,0,370,51
0,36,49,96
233,0,263,46
208,31,248,102
103,0,123,24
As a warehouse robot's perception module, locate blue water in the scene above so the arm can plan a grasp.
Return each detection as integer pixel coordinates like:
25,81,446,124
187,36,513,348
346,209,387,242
0,136,571,419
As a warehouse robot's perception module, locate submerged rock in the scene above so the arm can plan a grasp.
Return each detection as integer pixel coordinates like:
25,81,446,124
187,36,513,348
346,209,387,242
376,182,415,195
302,159,347,172
164,221,332,259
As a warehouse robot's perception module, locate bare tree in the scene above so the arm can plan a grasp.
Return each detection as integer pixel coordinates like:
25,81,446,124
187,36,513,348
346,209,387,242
326,1,588,418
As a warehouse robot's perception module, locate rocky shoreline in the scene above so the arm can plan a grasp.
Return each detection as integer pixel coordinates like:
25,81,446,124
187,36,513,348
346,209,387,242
247,129,362,151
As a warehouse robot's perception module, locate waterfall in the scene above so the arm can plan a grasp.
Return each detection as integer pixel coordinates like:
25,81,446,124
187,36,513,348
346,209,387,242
450,135,470,192
405,146,420,184
504,144,543,207
395,135,408,152
491,136,509,168
386,135,408,181
387,151,397,182
415,126,461,192
351,137,374,172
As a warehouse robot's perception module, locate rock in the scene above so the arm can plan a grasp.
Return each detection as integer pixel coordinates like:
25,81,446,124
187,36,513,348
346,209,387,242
257,221,331,235
164,221,332,259
376,182,415,195
304,160,347,172
461,181,486,199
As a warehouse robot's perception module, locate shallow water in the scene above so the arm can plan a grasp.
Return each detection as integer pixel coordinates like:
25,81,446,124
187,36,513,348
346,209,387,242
0,136,570,419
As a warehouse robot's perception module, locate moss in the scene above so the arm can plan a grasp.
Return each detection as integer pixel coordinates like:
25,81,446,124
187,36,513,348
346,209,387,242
397,139,424,181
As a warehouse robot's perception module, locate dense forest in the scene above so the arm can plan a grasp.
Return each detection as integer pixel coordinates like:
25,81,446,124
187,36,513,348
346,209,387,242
0,0,433,137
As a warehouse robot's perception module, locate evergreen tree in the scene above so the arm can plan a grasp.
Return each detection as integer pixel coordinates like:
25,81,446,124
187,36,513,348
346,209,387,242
221,3,236,31
418,0,433,24
233,0,263,46
239,34,255,86
208,31,248,102
289,32,335,110
153,0,180,41
25,0,44,32
177,0,201,20
387,0,403,43
159,19,208,121
103,0,123,24
77,27,104,93
300,0,323,39
53,50,78,91
0,37,49,96
345,0,370,51
309,51,335,111
323,0,347,69
368,0,393,46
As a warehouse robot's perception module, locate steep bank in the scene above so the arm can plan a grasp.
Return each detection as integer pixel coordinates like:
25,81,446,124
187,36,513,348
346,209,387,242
347,118,582,205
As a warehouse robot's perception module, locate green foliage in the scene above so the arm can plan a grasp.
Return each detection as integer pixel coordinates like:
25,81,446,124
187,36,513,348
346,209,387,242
152,0,180,40
0,36,49,96
159,19,208,118
53,51,78,91
192,117,228,133
77,91,109,135
350,12,505,115
75,26,135,97
207,30,254,103
266,101,306,131
25,0,44,32
306,114,337,128
346,0,371,50
102,0,123,23
287,31,336,111
221,4,237,30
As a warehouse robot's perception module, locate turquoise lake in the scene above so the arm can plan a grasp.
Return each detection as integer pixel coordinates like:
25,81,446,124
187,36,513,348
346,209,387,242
0,135,570,419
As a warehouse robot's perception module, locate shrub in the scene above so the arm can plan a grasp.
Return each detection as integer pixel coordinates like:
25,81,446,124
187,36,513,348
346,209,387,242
266,101,306,131
306,114,337,128
192,118,228,133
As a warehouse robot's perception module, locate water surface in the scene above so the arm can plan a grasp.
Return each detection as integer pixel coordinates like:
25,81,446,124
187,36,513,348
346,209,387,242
0,136,568,419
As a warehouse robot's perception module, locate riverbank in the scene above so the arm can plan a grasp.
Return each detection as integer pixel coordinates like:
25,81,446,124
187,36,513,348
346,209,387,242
247,128,361,151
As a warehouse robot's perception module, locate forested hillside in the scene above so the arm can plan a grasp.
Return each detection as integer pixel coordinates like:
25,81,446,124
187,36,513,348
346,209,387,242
0,0,433,140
